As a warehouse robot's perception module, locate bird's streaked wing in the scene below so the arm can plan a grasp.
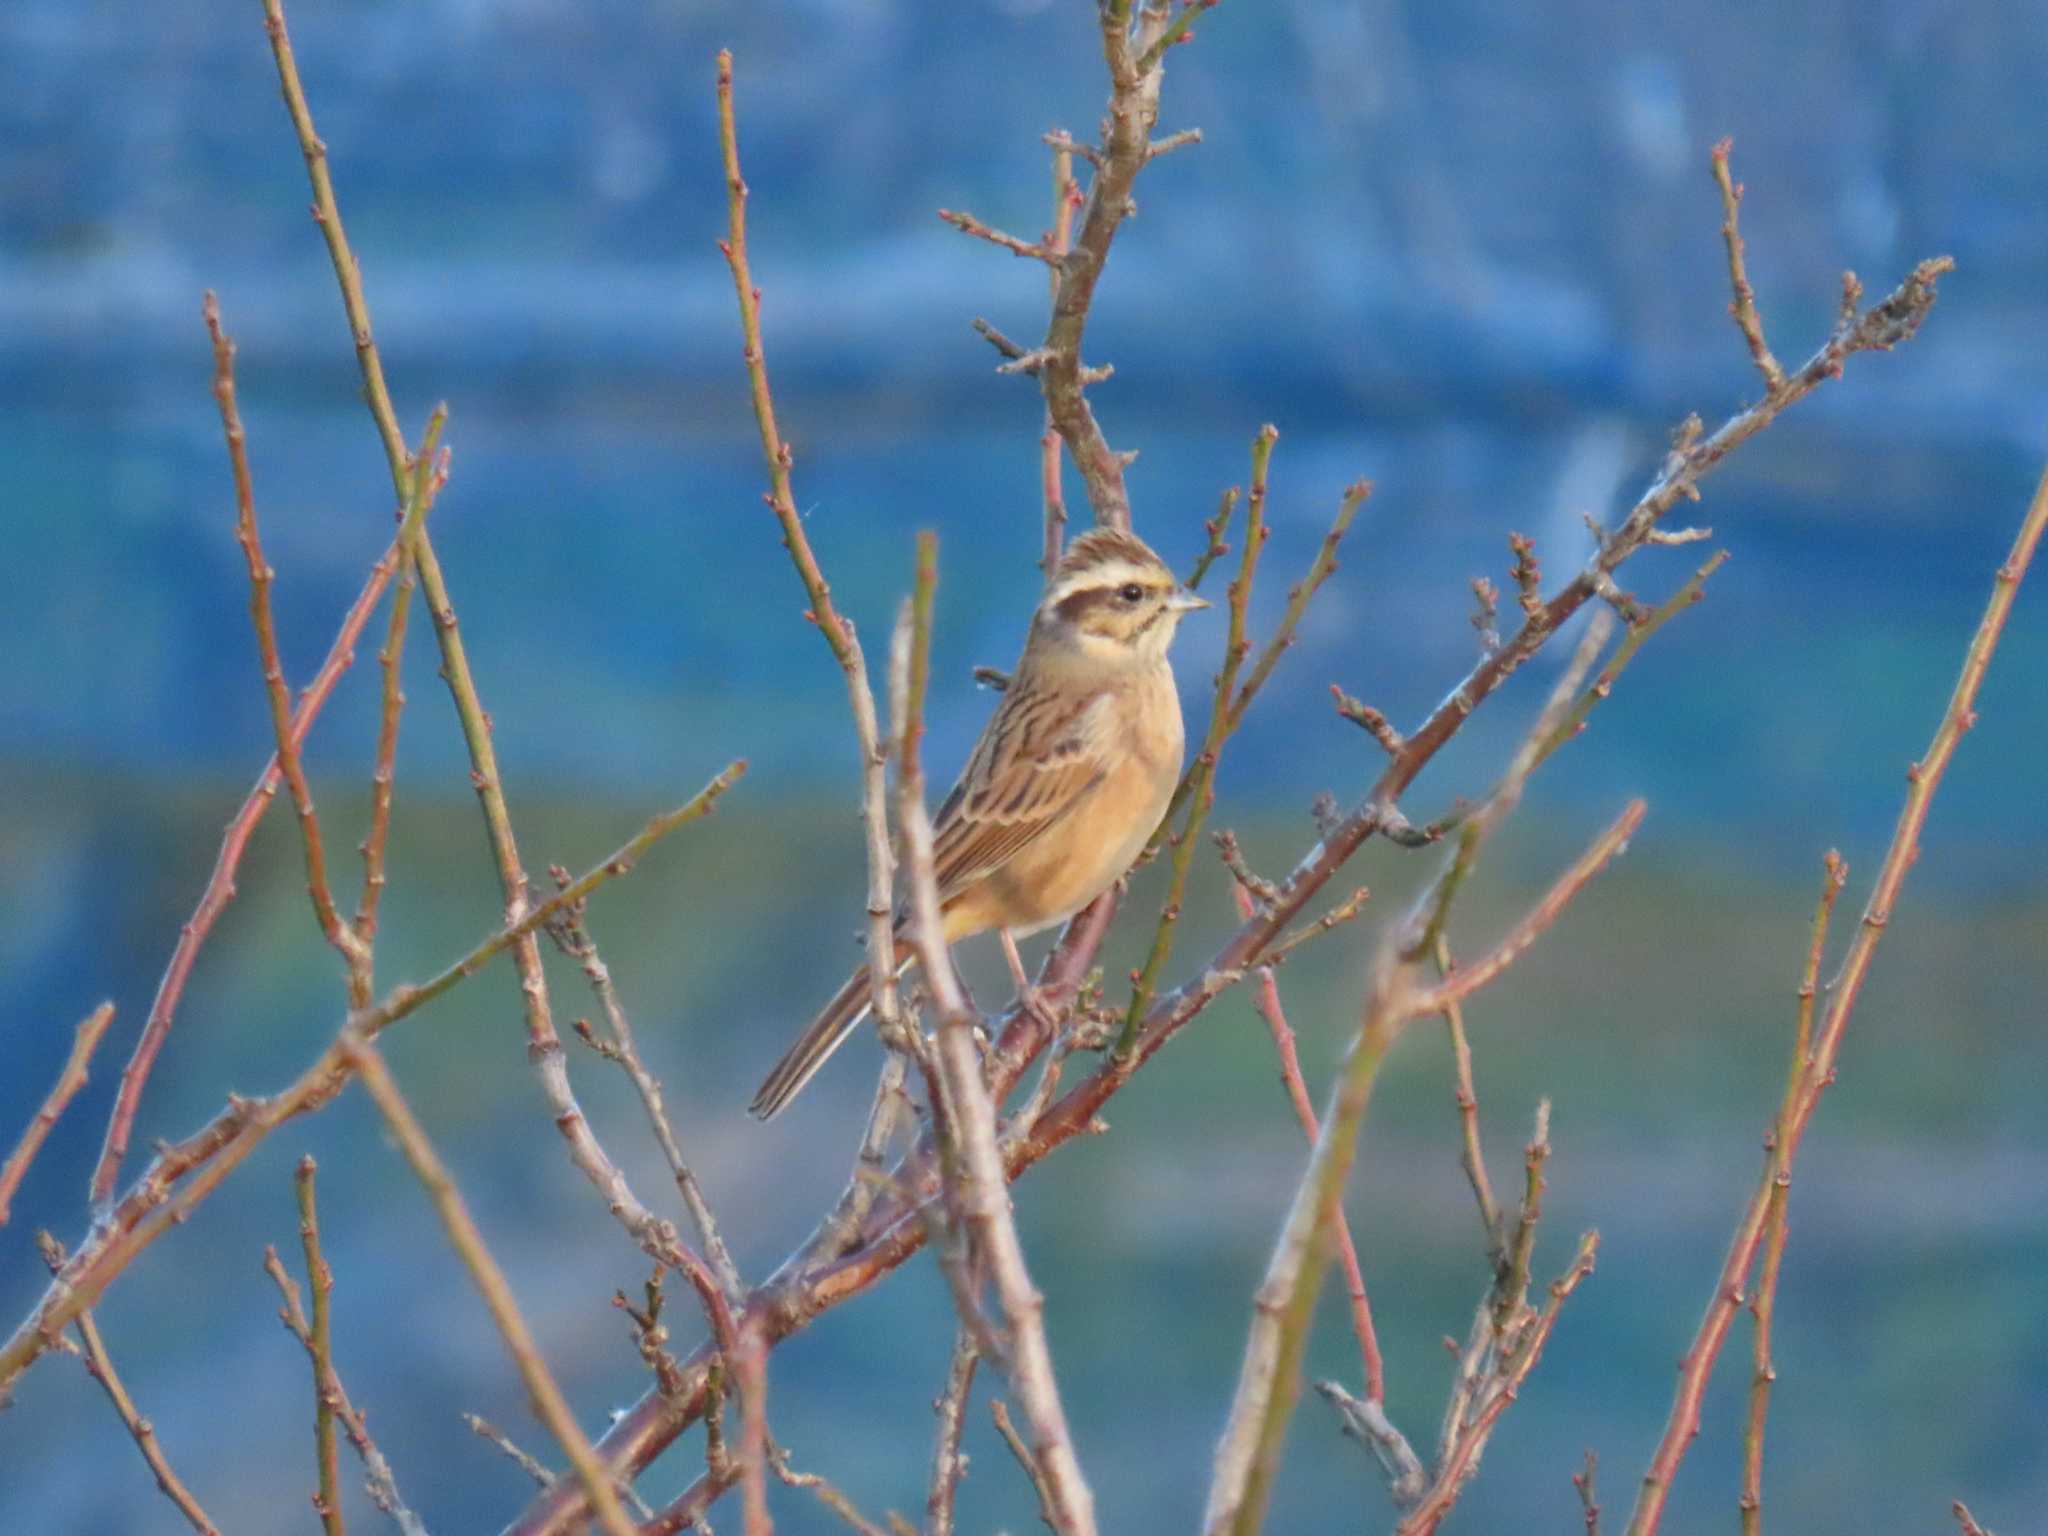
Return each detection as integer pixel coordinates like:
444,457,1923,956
929,684,1116,904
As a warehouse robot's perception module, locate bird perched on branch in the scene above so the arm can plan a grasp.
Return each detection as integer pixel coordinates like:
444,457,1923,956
751,526,1208,1119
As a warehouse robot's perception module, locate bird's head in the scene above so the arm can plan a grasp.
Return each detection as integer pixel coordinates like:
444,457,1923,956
1031,526,1209,669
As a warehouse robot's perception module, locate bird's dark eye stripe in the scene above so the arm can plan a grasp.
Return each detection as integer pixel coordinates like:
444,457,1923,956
1053,579,1161,622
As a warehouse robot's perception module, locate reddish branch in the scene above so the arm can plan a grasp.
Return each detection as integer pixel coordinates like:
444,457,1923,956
0,772,741,1395
87,540,398,1207
1233,882,1384,1401
1740,850,1846,1536
205,291,369,991
1623,458,2048,1535
0,1002,113,1225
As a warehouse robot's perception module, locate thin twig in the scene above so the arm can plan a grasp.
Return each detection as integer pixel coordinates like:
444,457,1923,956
1740,850,1847,1536
1397,1233,1601,1536
266,1248,426,1535
75,1305,222,1535
1625,456,2048,1535
295,1156,346,1536
1432,937,1501,1264
1205,798,1635,1536
1122,425,1277,1046
204,288,368,991
0,1002,114,1225
356,409,452,963
937,208,1053,263
4,772,740,1395
991,1398,1064,1535
1710,140,1785,394
88,539,398,1207
1232,882,1383,1401
464,1413,556,1490
1185,486,1238,592
40,1233,221,1536
1574,1450,1601,1536
925,1330,980,1536
1225,480,1370,733
340,1034,641,1536
549,894,744,1302
1314,1380,1426,1508
771,1448,891,1536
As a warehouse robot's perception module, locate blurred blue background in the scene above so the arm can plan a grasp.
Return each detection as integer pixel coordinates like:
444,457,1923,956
4,1,2046,1531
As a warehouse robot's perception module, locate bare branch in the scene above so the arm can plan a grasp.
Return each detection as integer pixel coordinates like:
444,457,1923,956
267,1248,426,1535
89,538,398,1207
1710,139,1785,394
937,207,1055,263
1574,1450,1601,1536
464,1414,556,1492
0,1002,114,1225
340,1034,640,1536
1331,687,1404,756
925,1330,980,1536
1315,1380,1426,1508
991,1398,1065,1535
1234,882,1382,1400
1399,1233,1601,1536
293,1157,346,1536
1741,850,1848,1536
1123,426,1280,1043
1625,456,2048,1535
4,771,741,1396
356,413,453,964
44,1233,220,1535
548,893,744,1303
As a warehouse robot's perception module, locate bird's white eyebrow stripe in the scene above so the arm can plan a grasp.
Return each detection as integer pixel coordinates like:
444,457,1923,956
1044,557,1166,607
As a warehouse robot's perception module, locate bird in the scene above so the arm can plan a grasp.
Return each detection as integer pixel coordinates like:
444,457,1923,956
750,525,1209,1119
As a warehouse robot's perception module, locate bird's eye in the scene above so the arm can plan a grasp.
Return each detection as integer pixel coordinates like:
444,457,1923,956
1118,583,1145,603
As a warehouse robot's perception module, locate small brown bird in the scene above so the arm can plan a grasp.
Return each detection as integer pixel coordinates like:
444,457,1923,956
750,526,1208,1119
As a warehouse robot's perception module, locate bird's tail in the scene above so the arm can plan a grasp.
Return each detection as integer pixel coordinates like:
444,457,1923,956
750,939,915,1120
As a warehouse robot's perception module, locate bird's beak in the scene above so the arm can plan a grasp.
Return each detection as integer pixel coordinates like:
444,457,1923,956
1166,588,1211,613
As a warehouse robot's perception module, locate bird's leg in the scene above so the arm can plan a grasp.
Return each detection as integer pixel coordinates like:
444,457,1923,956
1000,929,1061,1032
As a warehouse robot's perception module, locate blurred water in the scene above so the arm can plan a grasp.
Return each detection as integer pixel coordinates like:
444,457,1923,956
4,1,2047,1532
